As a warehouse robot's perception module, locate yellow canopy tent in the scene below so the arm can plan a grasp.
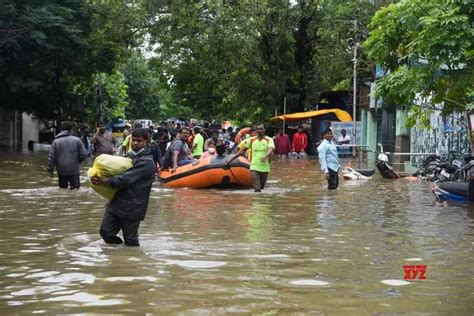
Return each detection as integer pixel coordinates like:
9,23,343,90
271,109,352,122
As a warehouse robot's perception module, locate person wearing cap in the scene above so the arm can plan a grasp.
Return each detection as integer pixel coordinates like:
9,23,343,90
317,128,340,190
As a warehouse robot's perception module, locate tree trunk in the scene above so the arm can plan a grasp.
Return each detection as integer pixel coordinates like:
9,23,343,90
294,8,317,113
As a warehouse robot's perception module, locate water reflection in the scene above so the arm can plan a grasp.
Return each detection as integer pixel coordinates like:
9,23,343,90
0,151,473,314
245,201,273,242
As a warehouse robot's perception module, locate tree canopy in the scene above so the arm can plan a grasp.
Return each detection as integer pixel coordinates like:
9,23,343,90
0,0,142,125
145,0,383,123
364,0,474,126
1,0,396,125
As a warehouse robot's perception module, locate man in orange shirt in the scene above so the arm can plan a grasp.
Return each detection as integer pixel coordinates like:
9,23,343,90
292,126,308,154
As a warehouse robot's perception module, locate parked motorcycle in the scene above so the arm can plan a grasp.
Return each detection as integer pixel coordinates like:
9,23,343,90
417,150,473,182
433,163,474,202
376,143,399,179
342,167,375,180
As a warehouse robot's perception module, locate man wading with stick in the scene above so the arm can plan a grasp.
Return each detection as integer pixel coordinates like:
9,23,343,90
226,123,274,192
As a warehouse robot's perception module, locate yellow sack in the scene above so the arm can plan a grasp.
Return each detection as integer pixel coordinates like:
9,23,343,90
88,154,133,200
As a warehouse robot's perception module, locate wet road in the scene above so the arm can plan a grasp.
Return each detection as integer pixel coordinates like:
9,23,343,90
0,151,473,314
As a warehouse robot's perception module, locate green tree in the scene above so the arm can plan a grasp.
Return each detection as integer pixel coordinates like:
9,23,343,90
364,0,474,126
145,0,382,122
0,0,144,126
121,52,162,120
315,0,386,91
74,71,128,126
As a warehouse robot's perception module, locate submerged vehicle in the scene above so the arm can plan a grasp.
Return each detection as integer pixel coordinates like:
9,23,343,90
432,181,473,202
342,167,375,180
376,143,399,179
432,162,474,202
159,155,252,189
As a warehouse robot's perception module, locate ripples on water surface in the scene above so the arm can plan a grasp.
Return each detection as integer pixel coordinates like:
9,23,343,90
0,151,473,314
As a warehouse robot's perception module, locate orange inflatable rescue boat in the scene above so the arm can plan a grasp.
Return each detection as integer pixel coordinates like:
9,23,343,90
159,155,252,189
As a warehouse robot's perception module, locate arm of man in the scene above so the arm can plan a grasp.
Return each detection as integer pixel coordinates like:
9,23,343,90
47,143,56,174
226,147,246,165
78,139,88,163
151,143,162,170
318,143,329,175
302,134,308,151
107,159,155,189
260,138,275,162
171,144,181,172
91,132,99,144
172,150,179,166
286,135,291,152
227,138,251,164
337,136,350,145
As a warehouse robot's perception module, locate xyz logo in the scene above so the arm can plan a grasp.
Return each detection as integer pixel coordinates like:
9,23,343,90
403,265,427,280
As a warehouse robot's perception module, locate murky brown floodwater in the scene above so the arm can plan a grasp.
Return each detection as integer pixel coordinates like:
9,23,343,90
0,150,473,314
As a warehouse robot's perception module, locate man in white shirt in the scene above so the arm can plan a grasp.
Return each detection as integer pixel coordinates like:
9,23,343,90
337,129,351,145
337,129,351,157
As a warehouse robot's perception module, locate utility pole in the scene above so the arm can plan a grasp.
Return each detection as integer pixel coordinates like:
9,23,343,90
352,20,358,158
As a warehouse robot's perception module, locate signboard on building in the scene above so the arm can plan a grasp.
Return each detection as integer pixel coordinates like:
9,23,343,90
332,121,362,144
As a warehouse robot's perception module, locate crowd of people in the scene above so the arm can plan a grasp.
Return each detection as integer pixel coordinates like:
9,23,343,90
46,119,350,246
48,120,352,187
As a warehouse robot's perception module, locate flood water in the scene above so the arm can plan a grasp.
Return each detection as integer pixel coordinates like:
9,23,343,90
0,150,473,314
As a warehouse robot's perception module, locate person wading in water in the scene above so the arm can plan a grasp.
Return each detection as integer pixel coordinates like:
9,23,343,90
90,128,156,246
48,121,87,189
317,128,340,190
226,123,274,192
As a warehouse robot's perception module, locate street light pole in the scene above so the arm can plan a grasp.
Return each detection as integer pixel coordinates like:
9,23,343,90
352,20,358,158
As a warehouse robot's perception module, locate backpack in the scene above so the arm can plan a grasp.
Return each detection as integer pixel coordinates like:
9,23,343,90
160,139,185,169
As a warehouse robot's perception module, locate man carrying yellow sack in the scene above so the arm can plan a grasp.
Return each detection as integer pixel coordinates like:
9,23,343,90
90,128,156,246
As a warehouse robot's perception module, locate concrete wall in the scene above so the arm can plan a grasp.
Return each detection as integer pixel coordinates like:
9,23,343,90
394,107,410,172
22,113,40,148
361,108,378,167
0,111,47,149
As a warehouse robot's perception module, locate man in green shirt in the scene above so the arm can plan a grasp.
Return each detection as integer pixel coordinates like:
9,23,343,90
226,123,274,192
191,126,204,158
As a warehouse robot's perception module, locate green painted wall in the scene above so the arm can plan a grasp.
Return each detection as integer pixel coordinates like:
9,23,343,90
361,109,367,147
366,109,377,167
396,107,409,136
